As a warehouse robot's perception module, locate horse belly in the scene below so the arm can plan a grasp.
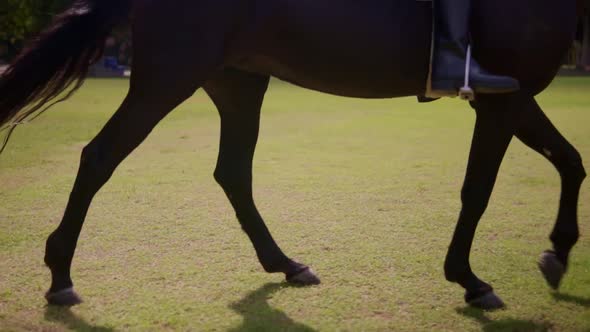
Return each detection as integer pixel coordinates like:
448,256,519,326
229,0,433,98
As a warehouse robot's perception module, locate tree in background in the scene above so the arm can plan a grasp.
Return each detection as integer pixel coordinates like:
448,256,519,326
0,0,588,69
0,0,71,60
580,2,590,70
0,0,132,66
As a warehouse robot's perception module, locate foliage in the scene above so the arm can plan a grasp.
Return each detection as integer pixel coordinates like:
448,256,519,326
0,0,71,44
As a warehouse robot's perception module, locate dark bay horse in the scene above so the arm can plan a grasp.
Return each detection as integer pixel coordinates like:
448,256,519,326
0,0,586,310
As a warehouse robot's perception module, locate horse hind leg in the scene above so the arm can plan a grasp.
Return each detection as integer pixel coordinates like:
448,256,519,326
514,98,586,290
204,68,320,285
42,4,237,304
44,66,203,306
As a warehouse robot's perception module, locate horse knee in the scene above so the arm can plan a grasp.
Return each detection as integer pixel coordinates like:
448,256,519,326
551,229,580,252
444,259,461,282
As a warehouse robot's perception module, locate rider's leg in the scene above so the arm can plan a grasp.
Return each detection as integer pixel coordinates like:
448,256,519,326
431,0,520,95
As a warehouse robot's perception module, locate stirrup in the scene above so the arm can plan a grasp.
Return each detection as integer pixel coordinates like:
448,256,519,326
458,45,475,101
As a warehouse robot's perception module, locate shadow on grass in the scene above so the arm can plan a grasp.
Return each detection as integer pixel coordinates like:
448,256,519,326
456,307,553,332
551,293,590,307
45,306,115,332
229,282,317,332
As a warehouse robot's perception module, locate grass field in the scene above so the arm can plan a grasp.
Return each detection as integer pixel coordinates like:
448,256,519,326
1,77,589,331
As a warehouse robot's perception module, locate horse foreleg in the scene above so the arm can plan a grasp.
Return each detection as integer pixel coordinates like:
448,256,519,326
44,75,200,306
444,95,520,310
514,98,586,290
204,68,320,285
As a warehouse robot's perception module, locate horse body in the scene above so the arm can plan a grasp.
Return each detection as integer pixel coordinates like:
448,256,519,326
229,0,432,98
471,0,578,93
0,0,585,310
226,0,576,98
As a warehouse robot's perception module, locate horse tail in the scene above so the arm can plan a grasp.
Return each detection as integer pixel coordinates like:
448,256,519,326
0,0,132,153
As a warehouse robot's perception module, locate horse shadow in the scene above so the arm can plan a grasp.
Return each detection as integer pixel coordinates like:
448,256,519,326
456,307,553,332
551,292,590,307
228,282,317,332
44,306,115,332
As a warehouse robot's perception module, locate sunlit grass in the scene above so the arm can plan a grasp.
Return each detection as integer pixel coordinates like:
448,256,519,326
1,77,589,331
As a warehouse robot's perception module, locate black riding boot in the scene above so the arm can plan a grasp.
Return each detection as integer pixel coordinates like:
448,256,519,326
431,0,519,96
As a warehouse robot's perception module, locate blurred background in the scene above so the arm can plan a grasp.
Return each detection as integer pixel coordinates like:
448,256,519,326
1,0,589,74
0,0,131,76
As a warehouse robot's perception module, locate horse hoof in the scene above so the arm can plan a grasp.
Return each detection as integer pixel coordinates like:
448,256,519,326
286,267,321,286
45,287,83,306
538,250,565,290
467,291,505,311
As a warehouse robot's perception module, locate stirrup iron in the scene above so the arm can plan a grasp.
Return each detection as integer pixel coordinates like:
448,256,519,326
458,45,475,101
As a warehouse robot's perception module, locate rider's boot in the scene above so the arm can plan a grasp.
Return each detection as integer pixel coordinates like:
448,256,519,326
431,0,519,96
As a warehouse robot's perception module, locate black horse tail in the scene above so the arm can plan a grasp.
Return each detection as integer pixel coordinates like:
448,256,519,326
0,0,132,153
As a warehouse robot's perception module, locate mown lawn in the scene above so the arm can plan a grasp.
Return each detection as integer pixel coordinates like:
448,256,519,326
1,77,589,331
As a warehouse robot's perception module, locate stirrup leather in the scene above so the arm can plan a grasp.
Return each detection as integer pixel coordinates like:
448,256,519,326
458,45,474,101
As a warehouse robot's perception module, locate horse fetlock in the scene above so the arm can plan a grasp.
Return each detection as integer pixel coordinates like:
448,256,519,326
551,230,579,258
44,232,66,269
443,260,482,291
444,268,459,283
443,258,465,283
259,255,294,274
45,236,75,293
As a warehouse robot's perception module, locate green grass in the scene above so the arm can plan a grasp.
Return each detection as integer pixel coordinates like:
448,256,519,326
1,77,589,331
